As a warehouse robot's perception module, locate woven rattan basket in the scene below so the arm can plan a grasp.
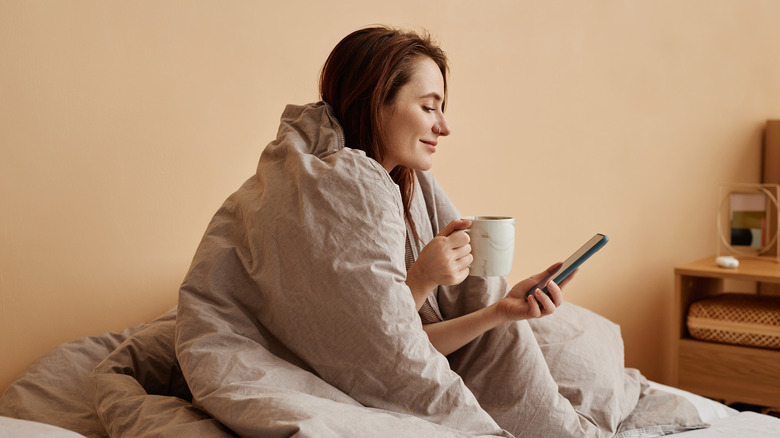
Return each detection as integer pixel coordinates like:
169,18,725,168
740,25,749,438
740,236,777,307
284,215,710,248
687,293,780,350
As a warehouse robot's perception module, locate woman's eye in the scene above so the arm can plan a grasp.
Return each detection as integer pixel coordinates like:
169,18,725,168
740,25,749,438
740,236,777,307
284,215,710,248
423,106,435,112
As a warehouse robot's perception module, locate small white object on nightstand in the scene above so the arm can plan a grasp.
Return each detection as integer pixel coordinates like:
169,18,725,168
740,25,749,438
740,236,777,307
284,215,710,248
715,256,739,268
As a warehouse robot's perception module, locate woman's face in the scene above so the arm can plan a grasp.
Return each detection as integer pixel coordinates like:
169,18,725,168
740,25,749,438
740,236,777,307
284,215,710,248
380,56,451,172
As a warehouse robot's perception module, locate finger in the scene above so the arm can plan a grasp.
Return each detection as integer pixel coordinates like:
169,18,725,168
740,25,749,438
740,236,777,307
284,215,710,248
448,230,471,247
544,262,564,276
544,280,564,307
437,220,460,237
455,266,470,284
451,245,473,262
514,262,562,293
557,268,578,290
441,263,471,286
526,293,542,318
528,262,563,283
454,252,474,270
437,219,473,237
535,286,552,305
451,242,472,260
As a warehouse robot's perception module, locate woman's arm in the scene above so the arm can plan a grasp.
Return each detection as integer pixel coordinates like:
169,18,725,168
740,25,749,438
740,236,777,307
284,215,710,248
405,264,441,310
423,265,570,356
422,302,507,356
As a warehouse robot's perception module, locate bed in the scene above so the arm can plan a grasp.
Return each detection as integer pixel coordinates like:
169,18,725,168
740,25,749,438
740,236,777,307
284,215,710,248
3,110,780,436
0,306,778,437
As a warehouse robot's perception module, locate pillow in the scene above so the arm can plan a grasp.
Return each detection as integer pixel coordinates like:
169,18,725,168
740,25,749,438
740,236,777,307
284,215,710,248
0,321,142,438
646,381,736,422
90,309,234,438
527,302,642,431
436,279,636,436
527,303,706,437
615,381,708,437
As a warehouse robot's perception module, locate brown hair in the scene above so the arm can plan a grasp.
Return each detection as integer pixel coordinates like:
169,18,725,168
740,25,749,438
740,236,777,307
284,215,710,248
319,26,448,241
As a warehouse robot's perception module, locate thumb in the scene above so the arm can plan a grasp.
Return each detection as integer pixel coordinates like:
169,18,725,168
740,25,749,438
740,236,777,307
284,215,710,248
437,219,473,237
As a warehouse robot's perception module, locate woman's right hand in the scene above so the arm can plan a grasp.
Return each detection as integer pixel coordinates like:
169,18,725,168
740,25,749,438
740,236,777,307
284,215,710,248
405,219,473,308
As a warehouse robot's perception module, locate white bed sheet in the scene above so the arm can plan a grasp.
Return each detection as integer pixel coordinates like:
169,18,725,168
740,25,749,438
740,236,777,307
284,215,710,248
0,416,86,438
672,412,780,437
649,381,780,437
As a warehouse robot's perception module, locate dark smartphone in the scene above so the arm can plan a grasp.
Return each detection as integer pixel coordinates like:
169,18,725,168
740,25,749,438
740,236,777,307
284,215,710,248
525,233,609,298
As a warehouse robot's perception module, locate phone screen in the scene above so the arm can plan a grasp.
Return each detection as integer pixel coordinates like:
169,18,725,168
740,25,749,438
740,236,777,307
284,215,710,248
525,233,608,298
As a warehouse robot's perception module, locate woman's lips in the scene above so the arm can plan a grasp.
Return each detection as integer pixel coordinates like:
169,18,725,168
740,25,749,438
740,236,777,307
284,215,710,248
421,139,437,152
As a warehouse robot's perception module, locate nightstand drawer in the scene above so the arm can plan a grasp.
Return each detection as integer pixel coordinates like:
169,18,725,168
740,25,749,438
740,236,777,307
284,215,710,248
677,339,780,406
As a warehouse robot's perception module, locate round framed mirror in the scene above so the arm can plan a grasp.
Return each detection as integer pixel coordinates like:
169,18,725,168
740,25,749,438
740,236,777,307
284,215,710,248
717,183,780,260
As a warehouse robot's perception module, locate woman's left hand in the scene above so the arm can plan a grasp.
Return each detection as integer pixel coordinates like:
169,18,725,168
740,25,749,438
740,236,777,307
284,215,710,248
494,263,574,322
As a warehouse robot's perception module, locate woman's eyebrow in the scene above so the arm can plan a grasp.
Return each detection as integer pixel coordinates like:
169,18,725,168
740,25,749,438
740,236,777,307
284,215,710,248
420,92,443,101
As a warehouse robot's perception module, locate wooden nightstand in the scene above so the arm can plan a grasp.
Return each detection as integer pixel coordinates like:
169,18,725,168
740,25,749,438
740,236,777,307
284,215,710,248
673,256,780,407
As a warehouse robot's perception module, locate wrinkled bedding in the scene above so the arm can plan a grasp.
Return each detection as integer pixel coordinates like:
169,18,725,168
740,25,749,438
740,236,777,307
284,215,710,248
172,102,705,437
0,102,712,437
1,307,710,438
5,312,780,437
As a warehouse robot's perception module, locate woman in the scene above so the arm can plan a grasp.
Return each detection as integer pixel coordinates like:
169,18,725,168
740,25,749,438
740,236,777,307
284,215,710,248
176,26,638,438
319,26,570,356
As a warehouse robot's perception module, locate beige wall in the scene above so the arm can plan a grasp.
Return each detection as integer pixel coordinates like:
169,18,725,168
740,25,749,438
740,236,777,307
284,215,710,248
3,0,780,392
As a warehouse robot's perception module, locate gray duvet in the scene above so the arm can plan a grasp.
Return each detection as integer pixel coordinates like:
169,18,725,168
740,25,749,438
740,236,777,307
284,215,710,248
0,102,707,437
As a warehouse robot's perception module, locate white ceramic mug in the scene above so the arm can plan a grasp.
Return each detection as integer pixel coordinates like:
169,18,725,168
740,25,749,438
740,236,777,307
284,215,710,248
463,216,515,277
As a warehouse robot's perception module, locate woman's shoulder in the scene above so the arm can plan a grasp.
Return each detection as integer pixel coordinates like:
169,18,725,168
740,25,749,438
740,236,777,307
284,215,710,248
313,149,403,213
262,102,390,182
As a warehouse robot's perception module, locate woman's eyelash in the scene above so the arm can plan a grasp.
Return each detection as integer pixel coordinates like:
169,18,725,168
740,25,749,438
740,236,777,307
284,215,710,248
423,106,435,112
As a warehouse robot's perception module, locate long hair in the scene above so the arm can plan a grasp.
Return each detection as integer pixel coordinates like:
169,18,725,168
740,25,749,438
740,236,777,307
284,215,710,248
319,26,448,241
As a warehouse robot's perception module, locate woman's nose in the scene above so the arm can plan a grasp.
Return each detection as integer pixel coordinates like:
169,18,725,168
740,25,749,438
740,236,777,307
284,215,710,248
435,116,451,136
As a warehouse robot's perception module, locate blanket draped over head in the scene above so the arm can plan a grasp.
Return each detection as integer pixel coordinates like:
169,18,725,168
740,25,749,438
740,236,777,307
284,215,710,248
174,102,705,437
